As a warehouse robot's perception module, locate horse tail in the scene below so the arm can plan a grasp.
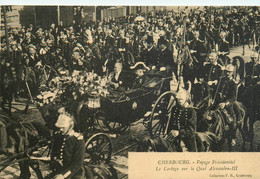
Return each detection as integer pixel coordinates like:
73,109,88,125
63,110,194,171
232,56,245,82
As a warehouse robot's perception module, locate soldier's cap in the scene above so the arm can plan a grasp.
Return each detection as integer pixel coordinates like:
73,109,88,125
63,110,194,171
220,31,226,37
28,44,36,50
130,62,150,71
209,52,218,59
224,64,234,72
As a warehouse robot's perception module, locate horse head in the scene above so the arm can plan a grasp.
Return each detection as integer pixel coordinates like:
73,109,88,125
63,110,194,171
136,136,170,152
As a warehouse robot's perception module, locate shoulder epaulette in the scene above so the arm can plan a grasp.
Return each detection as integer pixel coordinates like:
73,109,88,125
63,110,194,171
224,40,229,44
187,40,192,44
74,132,83,140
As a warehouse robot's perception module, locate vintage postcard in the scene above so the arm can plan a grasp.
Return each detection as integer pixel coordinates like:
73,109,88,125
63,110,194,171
0,1,260,179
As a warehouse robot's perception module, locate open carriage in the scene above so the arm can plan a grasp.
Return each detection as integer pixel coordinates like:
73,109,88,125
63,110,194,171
76,73,172,133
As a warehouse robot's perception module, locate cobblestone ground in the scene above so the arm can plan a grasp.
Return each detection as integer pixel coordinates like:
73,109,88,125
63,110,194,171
0,45,259,178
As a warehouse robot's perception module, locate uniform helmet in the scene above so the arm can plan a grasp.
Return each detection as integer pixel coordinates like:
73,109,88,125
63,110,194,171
55,114,74,128
220,31,226,38
225,64,234,72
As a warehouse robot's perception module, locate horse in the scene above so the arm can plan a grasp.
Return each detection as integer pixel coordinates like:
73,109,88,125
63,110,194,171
238,78,260,151
201,101,247,151
136,131,218,152
191,80,248,152
0,113,51,179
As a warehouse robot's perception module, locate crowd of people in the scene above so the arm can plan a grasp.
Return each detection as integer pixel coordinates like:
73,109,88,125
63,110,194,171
0,6,260,178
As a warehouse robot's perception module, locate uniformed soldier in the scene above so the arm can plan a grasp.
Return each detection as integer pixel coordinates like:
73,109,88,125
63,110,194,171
48,107,85,179
188,30,207,81
245,50,260,86
167,89,197,152
216,31,230,64
213,64,237,146
202,52,223,97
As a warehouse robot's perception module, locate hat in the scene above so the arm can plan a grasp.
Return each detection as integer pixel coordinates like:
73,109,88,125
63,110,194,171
158,37,168,46
146,36,154,44
225,64,234,72
130,62,150,71
55,114,73,128
40,41,47,47
28,44,36,50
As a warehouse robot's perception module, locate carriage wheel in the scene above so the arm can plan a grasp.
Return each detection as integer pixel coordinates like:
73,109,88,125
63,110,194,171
84,133,112,164
148,91,176,137
102,120,130,133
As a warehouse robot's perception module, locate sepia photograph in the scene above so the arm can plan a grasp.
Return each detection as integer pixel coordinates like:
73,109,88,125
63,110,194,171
0,4,260,178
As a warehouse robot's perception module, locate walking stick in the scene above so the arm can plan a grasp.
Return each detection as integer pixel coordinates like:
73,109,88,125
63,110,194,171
25,81,33,102
211,60,228,107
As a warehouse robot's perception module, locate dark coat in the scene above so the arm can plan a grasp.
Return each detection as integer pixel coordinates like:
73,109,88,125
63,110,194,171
215,77,237,105
51,131,85,179
168,104,197,152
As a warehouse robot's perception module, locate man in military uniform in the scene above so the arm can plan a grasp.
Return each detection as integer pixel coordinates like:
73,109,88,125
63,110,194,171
245,50,260,86
49,107,85,179
216,31,230,64
213,64,237,146
188,30,207,81
167,89,197,152
202,52,223,98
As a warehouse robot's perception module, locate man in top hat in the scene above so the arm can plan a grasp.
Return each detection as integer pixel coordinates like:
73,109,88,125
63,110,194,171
49,107,85,179
167,89,197,152
157,37,175,76
130,62,150,89
141,35,158,68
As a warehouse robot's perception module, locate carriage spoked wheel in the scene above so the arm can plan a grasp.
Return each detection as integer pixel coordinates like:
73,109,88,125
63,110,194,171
148,91,176,137
84,133,112,165
102,120,130,133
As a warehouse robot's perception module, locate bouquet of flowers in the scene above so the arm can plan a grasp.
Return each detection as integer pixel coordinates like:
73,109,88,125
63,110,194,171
35,70,110,127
